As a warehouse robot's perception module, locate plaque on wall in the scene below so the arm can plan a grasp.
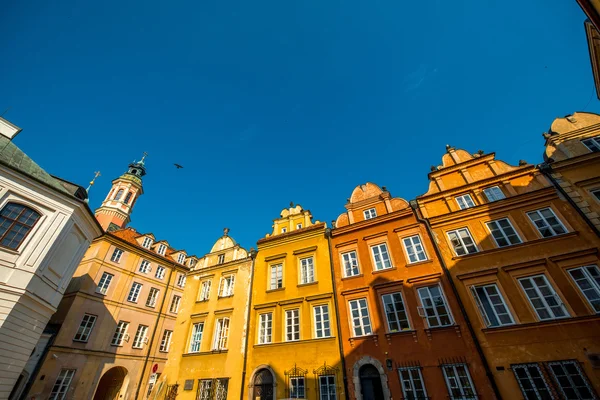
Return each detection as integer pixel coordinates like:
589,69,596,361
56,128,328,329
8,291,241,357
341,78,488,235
184,379,194,391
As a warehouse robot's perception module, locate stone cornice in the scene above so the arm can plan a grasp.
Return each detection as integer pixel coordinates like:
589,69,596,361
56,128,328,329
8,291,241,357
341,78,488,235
331,208,413,236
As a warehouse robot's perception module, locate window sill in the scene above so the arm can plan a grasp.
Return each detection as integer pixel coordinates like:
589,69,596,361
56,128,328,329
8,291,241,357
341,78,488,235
405,259,433,267
297,281,318,288
254,336,336,348
94,291,107,296
481,314,600,334
196,299,209,303
146,305,156,309
72,339,89,343
385,329,418,343
341,274,363,281
423,324,461,340
183,349,229,357
266,287,285,293
218,295,234,299
372,267,396,275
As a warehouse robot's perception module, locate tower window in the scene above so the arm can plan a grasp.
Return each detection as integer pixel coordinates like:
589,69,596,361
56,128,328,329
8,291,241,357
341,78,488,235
124,192,133,205
114,189,124,201
0,203,41,250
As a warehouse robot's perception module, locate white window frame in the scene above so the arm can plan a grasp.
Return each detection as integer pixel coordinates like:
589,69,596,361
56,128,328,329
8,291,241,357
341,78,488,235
212,317,230,350
270,264,283,290
285,309,300,341
470,284,514,327
341,251,360,277
290,376,305,399
483,186,506,202
447,228,478,256
296,223,303,229
547,360,596,400
176,274,187,288
282,227,287,233
218,275,235,297
189,322,204,353
142,237,153,249
177,254,186,264
455,194,476,210
258,313,273,344
170,295,181,313
519,275,569,321
96,272,113,295
442,363,477,400
111,321,129,346
402,235,428,264
155,266,166,279
73,314,97,342
527,208,568,238
363,208,377,220
318,375,337,400
568,265,600,313
198,380,213,400
370,243,392,270
199,280,211,301
398,367,428,400
348,298,372,337
300,257,315,284
582,135,600,152
417,284,454,328
511,363,554,400
217,254,225,264
127,282,142,303
139,259,151,273
110,248,124,263
486,218,522,248
159,329,173,352
146,287,160,308
313,304,331,338
382,292,411,332
49,369,76,400
132,324,148,349
157,243,167,256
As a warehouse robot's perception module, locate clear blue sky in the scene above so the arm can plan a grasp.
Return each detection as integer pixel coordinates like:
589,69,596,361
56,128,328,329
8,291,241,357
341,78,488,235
2,0,598,256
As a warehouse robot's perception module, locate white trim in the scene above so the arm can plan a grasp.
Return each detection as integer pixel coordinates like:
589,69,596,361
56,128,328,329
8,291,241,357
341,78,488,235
485,218,522,248
518,274,569,320
470,284,514,327
348,298,372,336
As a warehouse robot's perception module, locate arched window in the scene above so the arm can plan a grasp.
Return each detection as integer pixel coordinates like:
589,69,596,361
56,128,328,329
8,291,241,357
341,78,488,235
124,192,133,204
114,189,124,201
0,203,41,249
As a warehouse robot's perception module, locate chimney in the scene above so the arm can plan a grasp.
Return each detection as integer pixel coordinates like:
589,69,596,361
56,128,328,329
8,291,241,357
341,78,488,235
0,117,22,140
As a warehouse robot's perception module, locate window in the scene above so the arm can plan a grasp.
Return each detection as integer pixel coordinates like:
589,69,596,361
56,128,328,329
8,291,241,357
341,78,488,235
0,203,41,250
296,223,303,229
582,136,600,152
96,272,113,295
199,280,211,301
124,191,133,204
398,367,428,400
217,254,225,264
290,377,305,399
417,285,453,327
519,275,569,320
455,194,476,210
218,275,235,297
512,363,553,399
318,375,337,400
142,237,153,249
155,266,166,279
568,265,600,312
300,257,315,284
189,322,204,352
157,243,167,255
270,264,283,289
341,251,359,277
314,305,331,338
73,314,96,342
160,329,173,352
170,295,181,313
371,243,392,270
442,364,477,400
146,288,160,307
132,324,148,348
447,228,478,256
282,227,287,233
177,254,186,264
349,298,372,336
527,208,567,238
197,380,212,400
139,259,151,273
114,188,124,200
363,208,377,220
592,189,600,202
189,258,197,268
176,274,186,288
111,321,129,346
111,248,124,263
382,292,410,332
402,235,427,263
127,282,142,303
212,318,230,350
285,309,300,341
49,369,75,400
471,284,514,327
483,186,506,202
547,360,596,399
486,218,522,247
258,313,273,344
215,379,229,400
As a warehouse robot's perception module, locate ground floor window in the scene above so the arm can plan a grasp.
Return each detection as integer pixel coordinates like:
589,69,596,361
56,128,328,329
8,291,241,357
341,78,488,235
196,378,229,400
511,363,553,399
50,369,76,400
398,367,428,399
441,363,477,400
547,360,595,400
285,364,308,399
318,375,336,400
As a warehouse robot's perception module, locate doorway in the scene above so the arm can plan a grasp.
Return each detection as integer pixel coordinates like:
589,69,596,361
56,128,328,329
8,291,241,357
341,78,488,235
359,364,384,400
253,369,274,400
92,367,128,400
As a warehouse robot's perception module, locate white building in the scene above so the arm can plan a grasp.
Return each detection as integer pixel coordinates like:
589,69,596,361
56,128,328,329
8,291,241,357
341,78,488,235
0,117,102,399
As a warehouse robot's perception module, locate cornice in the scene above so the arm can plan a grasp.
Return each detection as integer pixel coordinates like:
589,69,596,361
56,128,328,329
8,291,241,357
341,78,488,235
331,208,413,237
257,223,326,249
427,153,496,179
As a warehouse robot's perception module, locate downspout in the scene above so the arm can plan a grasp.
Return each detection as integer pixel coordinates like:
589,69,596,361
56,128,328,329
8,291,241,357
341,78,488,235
325,228,350,400
134,264,175,400
409,201,503,400
538,162,600,238
240,250,258,400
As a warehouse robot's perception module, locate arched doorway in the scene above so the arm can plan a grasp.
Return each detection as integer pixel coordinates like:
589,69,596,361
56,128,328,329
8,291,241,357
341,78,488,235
93,367,129,400
359,364,384,400
253,368,274,400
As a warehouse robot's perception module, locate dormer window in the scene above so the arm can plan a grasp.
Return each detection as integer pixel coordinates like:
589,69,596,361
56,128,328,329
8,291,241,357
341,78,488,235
218,254,225,264
157,244,167,256
364,208,377,220
455,194,476,210
142,237,153,249
177,254,186,264
189,259,197,268
281,228,287,233
582,136,600,152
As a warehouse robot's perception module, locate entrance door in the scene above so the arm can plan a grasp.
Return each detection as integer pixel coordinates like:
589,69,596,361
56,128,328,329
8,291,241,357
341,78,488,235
359,364,384,400
253,369,274,400
93,367,128,400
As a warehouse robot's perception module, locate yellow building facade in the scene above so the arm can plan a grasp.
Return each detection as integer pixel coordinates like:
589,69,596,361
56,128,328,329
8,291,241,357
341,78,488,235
243,205,345,400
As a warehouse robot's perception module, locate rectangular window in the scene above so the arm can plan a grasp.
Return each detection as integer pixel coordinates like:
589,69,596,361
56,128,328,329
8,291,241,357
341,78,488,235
49,369,76,400
132,324,148,348
568,265,600,312
314,305,331,338
447,228,478,256
285,309,300,341
582,136,600,152
159,329,173,352
417,285,453,327
519,275,569,320
486,218,522,247
282,227,287,233
442,364,477,399
319,375,337,400
177,254,186,264
212,318,230,350
177,274,187,288
258,313,273,344
512,363,553,399
290,377,305,399
349,298,372,336
170,295,181,313
363,208,377,220
218,275,235,297
382,292,410,332
402,235,427,263
471,284,514,327
592,189,600,202
300,257,315,284
155,266,166,279
127,282,142,303
139,259,151,273
96,272,113,295
483,186,506,202
296,223,303,229
199,280,211,301
111,321,129,346
270,264,283,289
142,237,153,248
197,380,212,400
189,322,204,353
215,379,229,400
455,194,476,210
217,254,225,264
111,248,123,263
527,208,567,237
371,243,392,270
341,251,360,277
398,367,428,400
157,243,167,255
547,360,596,399
146,288,160,307
73,314,96,342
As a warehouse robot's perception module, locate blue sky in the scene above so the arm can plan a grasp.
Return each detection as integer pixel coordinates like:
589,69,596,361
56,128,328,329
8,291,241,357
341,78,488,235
2,0,598,256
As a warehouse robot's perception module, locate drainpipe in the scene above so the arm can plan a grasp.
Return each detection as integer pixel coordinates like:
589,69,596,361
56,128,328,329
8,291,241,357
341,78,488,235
240,250,258,400
409,201,503,400
325,228,350,400
538,162,600,238
134,264,175,400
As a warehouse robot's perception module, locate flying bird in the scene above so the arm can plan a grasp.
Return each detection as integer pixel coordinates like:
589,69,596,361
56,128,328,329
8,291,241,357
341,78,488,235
174,164,184,169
